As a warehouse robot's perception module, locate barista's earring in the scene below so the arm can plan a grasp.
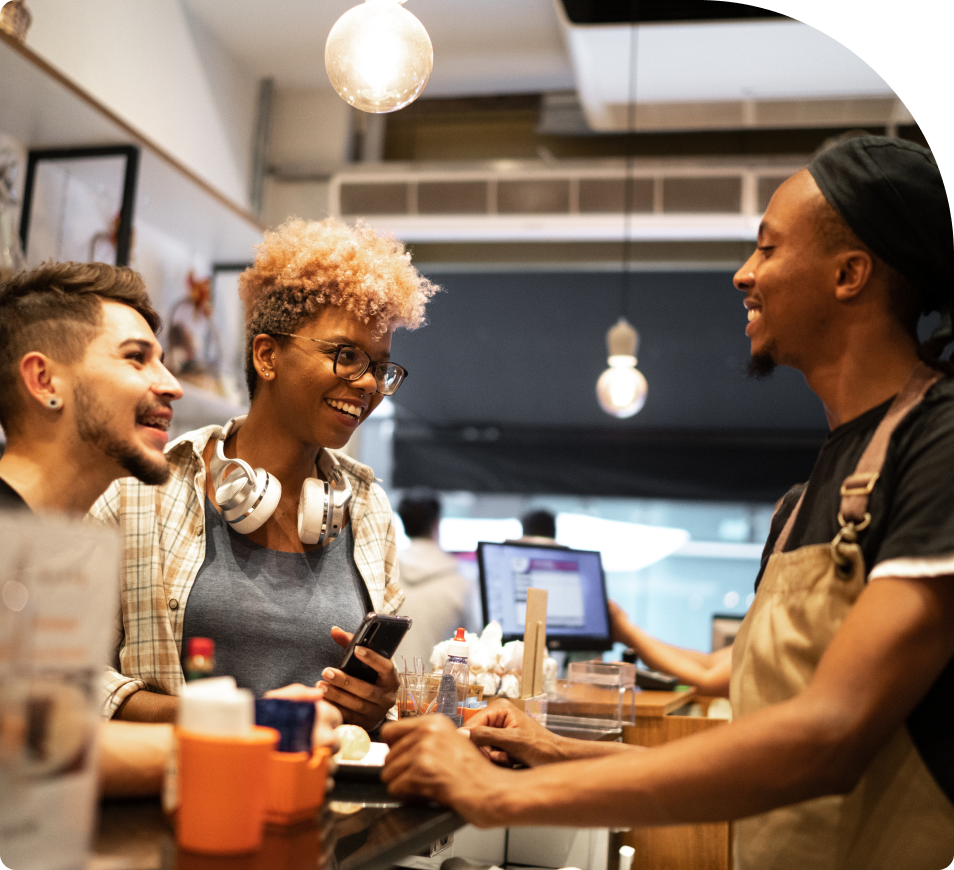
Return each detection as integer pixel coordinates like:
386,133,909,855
46,396,63,410
261,368,270,379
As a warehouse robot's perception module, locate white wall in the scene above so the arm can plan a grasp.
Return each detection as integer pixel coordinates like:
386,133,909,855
270,88,353,177
260,88,355,228
24,0,258,209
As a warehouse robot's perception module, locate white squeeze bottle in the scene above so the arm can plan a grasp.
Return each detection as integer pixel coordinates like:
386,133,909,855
435,627,469,726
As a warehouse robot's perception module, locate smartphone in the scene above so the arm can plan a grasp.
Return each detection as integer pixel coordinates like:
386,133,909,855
337,613,413,685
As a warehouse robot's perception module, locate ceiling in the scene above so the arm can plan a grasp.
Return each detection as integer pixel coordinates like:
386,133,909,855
183,0,573,95
182,0,894,123
176,0,925,501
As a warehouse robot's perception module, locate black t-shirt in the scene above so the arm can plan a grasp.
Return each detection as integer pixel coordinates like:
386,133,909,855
756,375,954,805
0,476,28,510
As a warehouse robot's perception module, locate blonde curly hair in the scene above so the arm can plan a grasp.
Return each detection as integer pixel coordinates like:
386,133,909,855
239,217,439,399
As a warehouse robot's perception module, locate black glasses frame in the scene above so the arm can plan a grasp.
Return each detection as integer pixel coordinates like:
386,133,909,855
269,332,408,395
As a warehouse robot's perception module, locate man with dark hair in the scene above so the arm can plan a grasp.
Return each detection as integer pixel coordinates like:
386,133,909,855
399,489,441,539
0,260,184,794
381,137,954,869
0,261,179,509
519,509,556,542
397,489,477,666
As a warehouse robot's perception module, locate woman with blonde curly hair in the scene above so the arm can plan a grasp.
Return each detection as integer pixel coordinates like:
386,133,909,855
93,218,438,732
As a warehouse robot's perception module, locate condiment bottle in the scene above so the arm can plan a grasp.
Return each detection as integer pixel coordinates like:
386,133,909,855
183,636,215,681
162,639,217,816
435,628,469,726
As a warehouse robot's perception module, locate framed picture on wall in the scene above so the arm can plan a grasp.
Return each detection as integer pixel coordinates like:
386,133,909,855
18,145,139,267
210,261,252,403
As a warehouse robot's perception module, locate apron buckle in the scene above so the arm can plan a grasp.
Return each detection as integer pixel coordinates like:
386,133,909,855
831,511,871,573
839,472,879,497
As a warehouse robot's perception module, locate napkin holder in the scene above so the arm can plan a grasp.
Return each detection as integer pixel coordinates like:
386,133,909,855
265,747,332,826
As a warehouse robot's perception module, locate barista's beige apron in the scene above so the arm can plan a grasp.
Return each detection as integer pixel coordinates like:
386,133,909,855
730,362,954,870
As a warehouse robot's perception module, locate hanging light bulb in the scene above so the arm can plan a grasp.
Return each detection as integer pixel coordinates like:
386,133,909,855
325,0,433,114
596,317,647,418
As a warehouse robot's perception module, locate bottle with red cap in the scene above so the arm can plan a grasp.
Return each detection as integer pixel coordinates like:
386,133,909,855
435,627,469,726
163,637,217,817
184,637,215,682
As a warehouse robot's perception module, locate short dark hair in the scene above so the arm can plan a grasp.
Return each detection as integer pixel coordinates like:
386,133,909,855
398,489,441,538
811,196,922,336
521,509,556,539
0,261,161,434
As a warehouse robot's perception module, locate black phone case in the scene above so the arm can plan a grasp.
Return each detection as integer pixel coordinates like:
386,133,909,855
338,613,412,685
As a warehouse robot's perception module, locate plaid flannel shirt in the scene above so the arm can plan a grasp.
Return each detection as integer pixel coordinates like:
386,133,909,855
90,424,403,718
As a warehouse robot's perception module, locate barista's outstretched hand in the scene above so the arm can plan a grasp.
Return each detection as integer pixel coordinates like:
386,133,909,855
461,700,571,767
381,715,516,827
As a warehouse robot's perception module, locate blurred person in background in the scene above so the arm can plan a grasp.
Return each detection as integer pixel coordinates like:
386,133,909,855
608,601,730,697
517,508,557,544
397,488,477,667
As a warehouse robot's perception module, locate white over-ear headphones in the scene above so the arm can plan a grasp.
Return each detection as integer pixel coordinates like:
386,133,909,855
209,415,352,545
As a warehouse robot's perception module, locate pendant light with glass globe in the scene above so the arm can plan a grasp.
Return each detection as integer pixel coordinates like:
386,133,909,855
325,0,433,114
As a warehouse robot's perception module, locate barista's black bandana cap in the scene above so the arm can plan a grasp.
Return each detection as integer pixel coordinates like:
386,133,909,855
807,135,953,317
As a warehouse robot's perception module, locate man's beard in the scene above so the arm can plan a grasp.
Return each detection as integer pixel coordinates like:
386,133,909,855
73,383,171,486
747,349,777,379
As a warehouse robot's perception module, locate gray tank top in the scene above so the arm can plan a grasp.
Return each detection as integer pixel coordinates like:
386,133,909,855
181,497,371,696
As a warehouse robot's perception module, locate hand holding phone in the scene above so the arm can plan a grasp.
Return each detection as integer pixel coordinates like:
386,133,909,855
337,613,412,685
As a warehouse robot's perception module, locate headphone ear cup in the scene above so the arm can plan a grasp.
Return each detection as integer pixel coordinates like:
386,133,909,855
298,475,353,545
298,478,325,545
225,468,282,534
215,466,250,509
327,481,351,542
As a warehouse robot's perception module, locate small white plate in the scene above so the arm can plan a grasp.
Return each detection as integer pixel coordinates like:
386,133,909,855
335,741,389,768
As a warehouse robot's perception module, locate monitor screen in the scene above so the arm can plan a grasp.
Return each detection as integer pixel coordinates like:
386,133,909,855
477,541,612,651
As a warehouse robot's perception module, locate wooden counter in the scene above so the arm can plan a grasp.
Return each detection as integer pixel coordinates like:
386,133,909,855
630,686,696,718
621,694,732,870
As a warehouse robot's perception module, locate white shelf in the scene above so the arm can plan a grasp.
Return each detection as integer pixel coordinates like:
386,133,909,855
0,31,263,263
1,31,262,430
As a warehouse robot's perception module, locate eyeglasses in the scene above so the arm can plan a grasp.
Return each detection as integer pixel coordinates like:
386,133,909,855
270,333,408,396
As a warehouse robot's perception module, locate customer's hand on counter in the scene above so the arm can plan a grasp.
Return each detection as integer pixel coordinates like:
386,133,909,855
460,700,571,767
98,720,174,798
380,715,517,827
317,625,399,731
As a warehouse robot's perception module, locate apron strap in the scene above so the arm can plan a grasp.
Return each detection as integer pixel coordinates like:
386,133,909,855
772,362,943,555
773,487,806,555
839,362,942,524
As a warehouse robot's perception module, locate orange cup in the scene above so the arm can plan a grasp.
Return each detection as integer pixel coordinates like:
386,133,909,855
461,705,484,723
177,725,279,855
264,747,332,826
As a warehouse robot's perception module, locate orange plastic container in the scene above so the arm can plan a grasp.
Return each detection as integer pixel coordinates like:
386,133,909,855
177,725,279,855
461,705,484,723
264,747,332,825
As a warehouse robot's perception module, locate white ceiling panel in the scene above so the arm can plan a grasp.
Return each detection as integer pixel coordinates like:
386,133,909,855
182,0,573,93
564,20,894,131
182,2,898,135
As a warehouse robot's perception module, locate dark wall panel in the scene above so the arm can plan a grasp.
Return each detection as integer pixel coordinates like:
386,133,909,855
389,270,829,500
394,426,823,502
390,270,827,431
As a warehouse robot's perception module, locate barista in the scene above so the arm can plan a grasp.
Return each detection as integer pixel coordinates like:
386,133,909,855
382,136,954,869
